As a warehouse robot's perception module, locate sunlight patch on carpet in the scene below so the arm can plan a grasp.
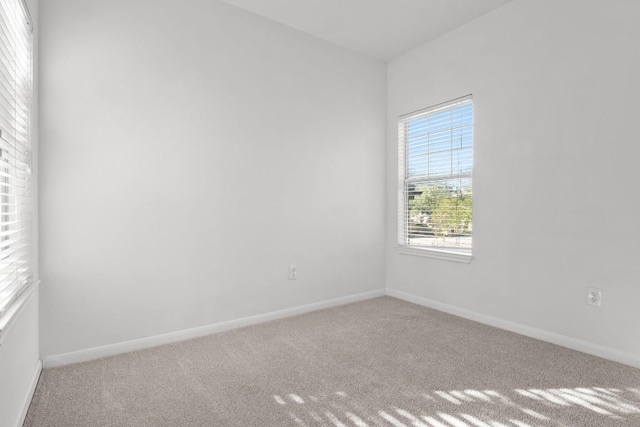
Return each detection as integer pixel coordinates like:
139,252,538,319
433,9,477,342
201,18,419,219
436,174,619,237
273,386,640,426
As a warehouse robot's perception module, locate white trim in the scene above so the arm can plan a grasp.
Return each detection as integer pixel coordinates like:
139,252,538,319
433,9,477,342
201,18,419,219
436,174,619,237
42,289,386,367
399,94,473,120
396,245,472,263
386,288,640,369
0,280,40,346
13,360,41,427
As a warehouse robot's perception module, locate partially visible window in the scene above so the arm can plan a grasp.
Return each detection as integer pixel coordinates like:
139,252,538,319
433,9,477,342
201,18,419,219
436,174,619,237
0,0,33,314
398,96,473,260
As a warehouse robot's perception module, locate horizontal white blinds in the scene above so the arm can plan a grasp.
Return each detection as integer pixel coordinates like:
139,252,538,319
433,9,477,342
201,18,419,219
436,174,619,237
0,0,32,314
398,96,473,252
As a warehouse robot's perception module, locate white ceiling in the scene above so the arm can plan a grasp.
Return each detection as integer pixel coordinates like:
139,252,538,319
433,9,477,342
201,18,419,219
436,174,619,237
219,0,513,61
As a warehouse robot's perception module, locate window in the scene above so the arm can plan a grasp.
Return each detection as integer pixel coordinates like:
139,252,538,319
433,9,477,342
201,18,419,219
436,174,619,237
398,96,473,262
0,0,33,315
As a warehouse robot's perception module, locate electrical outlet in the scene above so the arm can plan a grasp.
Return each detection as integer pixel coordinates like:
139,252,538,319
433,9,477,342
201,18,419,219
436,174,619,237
289,265,297,280
586,287,602,307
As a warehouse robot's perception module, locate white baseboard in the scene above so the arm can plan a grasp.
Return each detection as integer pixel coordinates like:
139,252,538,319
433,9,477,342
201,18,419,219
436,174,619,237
386,288,640,369
14,360,41,427
43,289,386,368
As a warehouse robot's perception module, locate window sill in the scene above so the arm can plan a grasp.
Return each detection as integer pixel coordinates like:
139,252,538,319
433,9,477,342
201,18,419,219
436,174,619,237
396,245,472,264
0,280,40,346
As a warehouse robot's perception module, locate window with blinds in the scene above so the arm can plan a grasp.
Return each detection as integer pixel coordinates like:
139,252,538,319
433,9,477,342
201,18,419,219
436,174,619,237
398,96,473,259
0,0,33,314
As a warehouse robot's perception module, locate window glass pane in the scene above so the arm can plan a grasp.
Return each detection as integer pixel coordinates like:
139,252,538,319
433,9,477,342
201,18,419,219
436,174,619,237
407,155,427,178
406,116,428,138
407,133,428,155
428,130,451,153
452,126,472,149
453,148,473,175
428,150,452,177
406,178,472,249
428,109,451,133
452,103,473,128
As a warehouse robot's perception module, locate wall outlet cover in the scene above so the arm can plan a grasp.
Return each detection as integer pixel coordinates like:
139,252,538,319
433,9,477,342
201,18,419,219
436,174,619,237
586,287,602,307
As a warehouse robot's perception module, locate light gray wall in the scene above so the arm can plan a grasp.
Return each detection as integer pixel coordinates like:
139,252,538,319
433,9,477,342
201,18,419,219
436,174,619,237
386,0,640,356
0,1,40,425
39,0,387,357
0,293,39,427
39,0,640,364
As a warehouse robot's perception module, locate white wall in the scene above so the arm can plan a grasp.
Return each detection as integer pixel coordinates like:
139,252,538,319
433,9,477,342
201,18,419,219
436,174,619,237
387,0,640,358
0,1,40,425
39,0,386,357
0,292,40,427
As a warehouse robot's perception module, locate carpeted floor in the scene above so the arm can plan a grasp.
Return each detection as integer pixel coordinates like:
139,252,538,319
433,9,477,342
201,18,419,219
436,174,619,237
24,296,640,427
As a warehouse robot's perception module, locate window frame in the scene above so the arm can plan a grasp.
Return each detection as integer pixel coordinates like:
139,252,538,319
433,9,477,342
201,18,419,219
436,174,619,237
397,95,474,263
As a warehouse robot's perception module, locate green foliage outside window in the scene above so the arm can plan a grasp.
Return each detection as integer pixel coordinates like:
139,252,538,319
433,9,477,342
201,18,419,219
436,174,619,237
408,184,472,239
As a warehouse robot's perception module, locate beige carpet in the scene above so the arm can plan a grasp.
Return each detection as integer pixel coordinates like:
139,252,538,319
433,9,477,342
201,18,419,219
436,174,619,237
24,297,640,427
